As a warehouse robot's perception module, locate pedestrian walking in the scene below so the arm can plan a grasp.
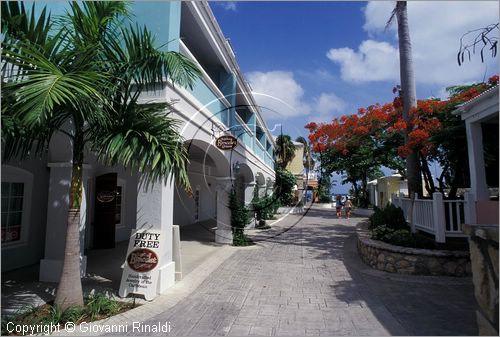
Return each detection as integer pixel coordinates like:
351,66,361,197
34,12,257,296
345,197,353,219
335,195,343,218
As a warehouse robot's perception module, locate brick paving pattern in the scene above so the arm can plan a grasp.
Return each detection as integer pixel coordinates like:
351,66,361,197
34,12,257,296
113,206,478,336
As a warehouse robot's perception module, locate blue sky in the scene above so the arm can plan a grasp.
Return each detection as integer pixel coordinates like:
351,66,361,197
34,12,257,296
210,1,498,194
211,1,499,141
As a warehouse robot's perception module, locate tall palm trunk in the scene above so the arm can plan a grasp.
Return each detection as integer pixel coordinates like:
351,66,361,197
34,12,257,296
54,128,84,309
396,1,421,232
396,1,422,198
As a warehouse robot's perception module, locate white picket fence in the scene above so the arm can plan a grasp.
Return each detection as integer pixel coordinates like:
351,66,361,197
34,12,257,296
391,192,473,242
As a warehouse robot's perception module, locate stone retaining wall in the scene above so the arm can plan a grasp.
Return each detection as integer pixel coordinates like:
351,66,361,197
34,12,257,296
357,224,471,276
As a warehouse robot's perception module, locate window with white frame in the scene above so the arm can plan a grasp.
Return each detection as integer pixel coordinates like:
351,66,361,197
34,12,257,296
1,165,33,247
1,182,24,243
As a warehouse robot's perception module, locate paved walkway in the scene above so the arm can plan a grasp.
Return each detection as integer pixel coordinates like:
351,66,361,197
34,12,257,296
106,206,477,336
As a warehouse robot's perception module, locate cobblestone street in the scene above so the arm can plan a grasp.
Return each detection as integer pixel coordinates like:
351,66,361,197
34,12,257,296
111,206,477,336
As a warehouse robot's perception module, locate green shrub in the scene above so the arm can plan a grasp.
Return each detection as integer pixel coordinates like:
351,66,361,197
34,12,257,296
85,294,120,321
369,203,407,230
229,189,253,246
275,168,297,206
251,187,280,221
61,306,85,324
371,225,436,249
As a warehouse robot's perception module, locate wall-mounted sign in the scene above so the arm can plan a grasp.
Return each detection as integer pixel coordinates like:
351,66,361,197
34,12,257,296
119,229,163,301
216,135,238,150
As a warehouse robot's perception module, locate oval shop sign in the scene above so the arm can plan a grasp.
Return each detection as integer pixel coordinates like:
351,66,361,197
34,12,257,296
216,135,238,150
127,248,159,273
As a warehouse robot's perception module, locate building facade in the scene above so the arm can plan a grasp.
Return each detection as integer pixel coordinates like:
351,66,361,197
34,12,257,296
1,2,275,295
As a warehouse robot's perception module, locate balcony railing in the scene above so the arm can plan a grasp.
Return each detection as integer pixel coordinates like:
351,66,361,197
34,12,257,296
179,41,230,125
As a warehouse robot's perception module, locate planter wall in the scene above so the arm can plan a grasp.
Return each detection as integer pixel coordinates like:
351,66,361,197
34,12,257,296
357,225,471,277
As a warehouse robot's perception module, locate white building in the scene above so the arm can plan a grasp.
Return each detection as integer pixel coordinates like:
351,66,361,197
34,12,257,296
1,2,275,294
455,85,499,225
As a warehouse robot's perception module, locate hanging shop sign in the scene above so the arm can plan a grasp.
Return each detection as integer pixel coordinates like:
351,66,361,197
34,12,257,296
118,229,163,301
215,135,238,150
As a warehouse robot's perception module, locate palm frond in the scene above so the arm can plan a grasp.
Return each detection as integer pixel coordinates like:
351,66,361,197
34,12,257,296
56,1,129,50
118,25,201,90
94,103,190,189
1,1,52,46
3,41,110,129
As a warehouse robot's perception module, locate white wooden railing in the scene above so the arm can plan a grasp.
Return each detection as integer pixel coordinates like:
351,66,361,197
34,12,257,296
392,192,471,243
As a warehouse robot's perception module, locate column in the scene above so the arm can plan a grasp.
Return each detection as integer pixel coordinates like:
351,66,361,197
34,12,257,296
39,163,89,282
466,121,489,201
135,177,176,293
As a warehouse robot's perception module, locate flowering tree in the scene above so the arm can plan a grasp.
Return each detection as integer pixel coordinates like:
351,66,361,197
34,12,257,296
305,103,403,206
306,75,498,202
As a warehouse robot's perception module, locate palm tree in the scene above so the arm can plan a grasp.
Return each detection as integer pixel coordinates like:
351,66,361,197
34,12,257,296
388,1,422,197
275,134,296,169
2,1,200,309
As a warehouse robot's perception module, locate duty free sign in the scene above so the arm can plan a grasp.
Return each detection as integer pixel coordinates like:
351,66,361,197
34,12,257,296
118,229,163,301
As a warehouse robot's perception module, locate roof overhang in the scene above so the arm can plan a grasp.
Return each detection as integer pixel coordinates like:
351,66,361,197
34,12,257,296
453,86,499,124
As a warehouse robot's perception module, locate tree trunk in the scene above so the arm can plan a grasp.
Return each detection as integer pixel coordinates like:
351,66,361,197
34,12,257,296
54,129,85,310
438,163,449,195
420,154,435,196
396,1,422,198
361,172,368,207
351,181,359,206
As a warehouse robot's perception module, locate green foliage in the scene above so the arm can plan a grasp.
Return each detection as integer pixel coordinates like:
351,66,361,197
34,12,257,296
371,225,435,249
85,294,121,321
275,167,297,206
60,306,86,324
369,203,407,230
275,134,296,169
229,189,253,246
369,204,437,249
317,174,332,203
251,187,280,221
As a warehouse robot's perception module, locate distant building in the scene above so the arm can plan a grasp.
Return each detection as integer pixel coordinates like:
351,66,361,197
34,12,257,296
367,173,408,207
283,141,318,203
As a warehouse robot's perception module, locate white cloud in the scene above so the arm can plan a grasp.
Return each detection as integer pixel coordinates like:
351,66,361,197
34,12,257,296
246,71,311,119
327,40,399,82
328,1,499,86
219,2,237,12
314,92,347,115
247,71,347,123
